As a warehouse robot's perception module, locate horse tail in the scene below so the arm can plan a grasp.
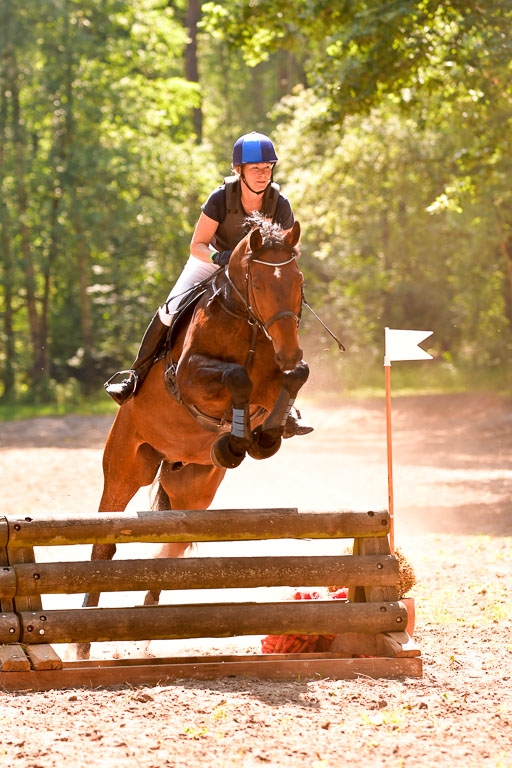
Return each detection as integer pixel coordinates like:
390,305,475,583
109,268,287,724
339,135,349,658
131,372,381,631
151,478,171,511
150,461,198,553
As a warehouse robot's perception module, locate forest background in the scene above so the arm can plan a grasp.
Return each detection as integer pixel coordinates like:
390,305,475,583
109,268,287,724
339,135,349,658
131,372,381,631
1,0,512,410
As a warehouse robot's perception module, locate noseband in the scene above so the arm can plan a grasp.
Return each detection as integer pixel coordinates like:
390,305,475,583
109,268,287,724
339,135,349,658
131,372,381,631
224,245,300,340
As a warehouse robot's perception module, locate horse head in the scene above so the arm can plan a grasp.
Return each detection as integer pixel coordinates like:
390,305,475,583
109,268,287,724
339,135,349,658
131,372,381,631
229,216,303,372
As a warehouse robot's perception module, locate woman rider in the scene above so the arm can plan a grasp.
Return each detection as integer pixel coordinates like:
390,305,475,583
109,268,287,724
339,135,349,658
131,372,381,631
105,131,312,436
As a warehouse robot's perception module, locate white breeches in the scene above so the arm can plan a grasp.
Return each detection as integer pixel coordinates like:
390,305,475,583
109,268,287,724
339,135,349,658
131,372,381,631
158,255,218,326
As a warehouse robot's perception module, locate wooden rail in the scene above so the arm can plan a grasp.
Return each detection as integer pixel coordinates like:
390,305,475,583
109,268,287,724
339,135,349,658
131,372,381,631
12,600,407,645
0,554,398,597
3,509,390,546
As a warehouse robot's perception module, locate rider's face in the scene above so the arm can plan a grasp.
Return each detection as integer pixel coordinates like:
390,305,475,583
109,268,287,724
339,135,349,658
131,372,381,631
242,163,273,190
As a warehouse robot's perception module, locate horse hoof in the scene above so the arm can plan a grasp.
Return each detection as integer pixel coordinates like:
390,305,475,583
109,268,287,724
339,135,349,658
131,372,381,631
247,426,282,460
210,434,246,469
74,642,91,660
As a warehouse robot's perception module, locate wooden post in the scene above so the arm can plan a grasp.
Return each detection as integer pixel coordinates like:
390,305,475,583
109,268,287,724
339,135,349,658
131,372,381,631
6,540,62,670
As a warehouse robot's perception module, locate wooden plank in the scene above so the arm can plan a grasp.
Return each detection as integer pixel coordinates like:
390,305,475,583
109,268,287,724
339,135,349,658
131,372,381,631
64,651,352,669
18,600,408,645
5,509,390,547
0,613,20,643
9,554,398,596
24,644,62,671
328,631,421,658
0,644,30,672
0,656,423,691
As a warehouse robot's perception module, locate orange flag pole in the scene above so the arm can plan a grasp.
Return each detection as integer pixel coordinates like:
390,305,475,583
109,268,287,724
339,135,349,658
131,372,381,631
384,358,395,554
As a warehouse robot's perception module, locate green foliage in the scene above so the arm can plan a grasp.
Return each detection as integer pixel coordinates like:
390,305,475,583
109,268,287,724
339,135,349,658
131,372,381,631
0,0,216,397
1,1,511,406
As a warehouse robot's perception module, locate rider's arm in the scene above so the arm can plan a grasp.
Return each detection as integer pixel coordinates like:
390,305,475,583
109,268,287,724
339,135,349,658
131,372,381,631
190,212,219,263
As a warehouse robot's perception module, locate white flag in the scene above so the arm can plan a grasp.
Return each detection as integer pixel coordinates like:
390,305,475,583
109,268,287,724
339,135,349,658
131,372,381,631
385,327,433,362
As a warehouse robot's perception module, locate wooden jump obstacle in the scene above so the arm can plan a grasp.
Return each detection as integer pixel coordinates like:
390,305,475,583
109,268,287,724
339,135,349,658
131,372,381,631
0,508,421,690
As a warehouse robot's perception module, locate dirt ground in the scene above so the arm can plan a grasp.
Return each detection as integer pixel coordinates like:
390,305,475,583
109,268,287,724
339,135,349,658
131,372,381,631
0,391,511,767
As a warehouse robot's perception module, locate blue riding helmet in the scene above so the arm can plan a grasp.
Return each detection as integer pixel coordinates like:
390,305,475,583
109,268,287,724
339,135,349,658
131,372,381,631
232,131,278,166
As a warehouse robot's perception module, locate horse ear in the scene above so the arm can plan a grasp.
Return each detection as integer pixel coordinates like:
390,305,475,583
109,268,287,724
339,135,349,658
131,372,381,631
286,220,300,247
250,228,263,252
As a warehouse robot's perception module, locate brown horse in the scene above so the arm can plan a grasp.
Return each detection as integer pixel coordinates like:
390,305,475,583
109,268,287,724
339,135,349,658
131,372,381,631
77,214,309,658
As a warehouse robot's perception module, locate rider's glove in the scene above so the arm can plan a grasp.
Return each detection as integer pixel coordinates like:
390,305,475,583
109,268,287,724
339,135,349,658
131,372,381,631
211,250,232,266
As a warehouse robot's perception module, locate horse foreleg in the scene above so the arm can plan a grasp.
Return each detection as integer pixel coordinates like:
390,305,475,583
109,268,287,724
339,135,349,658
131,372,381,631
180,353,253,469
248,360,310,460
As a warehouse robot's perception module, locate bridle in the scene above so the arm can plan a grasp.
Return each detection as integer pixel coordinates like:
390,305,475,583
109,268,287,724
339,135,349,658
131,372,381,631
222,244,301,341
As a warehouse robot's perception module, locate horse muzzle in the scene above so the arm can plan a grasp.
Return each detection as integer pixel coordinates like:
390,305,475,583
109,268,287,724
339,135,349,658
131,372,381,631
275,345,303,372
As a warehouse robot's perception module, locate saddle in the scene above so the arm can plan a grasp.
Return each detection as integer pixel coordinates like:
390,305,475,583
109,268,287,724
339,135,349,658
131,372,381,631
158,281,211,403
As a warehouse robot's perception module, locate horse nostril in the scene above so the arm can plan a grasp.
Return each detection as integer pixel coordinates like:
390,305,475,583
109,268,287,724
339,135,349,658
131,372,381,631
276,348,302,372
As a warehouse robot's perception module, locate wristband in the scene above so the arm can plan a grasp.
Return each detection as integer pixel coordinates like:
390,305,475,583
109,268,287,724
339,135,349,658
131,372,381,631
210,251,218,263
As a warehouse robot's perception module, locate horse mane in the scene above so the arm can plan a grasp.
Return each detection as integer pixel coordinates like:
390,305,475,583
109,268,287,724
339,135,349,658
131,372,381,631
243,212,299,264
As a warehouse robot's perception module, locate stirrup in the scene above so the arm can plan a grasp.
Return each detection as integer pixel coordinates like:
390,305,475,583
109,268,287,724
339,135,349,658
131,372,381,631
104,369,139,389
104,369,139,404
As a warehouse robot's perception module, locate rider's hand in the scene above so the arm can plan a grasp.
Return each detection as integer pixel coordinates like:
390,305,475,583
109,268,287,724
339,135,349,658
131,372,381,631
211,250,232,266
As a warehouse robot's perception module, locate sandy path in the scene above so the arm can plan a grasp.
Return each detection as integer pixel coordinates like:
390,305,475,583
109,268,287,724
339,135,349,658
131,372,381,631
0,393,511,767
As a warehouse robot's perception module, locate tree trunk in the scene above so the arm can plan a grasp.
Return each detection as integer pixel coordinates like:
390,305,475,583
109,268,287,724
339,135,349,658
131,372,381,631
381,207,392,320
8,47,49,388
0,206,15,400
74,221,95,394
251,63,265,121
494,208,512,324
498,233,512,324
0,87,15,398
185,0,202,143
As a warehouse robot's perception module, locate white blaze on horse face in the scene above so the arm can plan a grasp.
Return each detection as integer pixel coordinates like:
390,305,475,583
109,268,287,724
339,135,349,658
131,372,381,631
273,266,281,279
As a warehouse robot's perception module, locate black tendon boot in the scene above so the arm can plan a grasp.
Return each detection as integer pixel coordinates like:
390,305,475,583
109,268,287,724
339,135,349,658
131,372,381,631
104,313,169,405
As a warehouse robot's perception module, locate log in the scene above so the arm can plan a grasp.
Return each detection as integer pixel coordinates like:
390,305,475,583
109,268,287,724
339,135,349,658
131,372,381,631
0,612,20,643
8,554,398,596
3,509,390,547
18,600,407,644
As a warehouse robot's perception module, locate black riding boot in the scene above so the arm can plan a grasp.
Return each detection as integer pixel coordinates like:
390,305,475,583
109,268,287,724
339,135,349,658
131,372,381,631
283,407,314,438
104,313,169,405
